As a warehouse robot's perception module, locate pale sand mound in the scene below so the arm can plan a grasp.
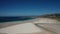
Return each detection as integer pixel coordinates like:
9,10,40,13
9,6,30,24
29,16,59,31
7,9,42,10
0,23,42,34
0,23,54,34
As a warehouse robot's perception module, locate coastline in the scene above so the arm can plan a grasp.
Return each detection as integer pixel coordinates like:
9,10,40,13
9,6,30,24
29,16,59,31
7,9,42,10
0,17,60,34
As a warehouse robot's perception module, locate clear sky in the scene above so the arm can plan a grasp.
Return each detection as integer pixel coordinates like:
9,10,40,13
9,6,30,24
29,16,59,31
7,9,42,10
0,0,60,16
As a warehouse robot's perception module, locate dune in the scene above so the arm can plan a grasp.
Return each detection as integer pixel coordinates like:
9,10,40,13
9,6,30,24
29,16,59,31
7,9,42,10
0,23,42,34
0,23,54,34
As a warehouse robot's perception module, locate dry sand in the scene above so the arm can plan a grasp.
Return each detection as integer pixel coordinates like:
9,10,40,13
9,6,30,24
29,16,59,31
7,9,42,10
0,23,54,34
0,18,60,34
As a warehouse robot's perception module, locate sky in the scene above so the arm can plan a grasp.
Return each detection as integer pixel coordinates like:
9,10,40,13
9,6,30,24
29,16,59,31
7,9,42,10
0,0,60,16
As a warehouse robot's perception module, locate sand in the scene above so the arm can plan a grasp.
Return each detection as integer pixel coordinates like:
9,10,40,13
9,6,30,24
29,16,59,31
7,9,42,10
0,18,60,34
0,23,42,34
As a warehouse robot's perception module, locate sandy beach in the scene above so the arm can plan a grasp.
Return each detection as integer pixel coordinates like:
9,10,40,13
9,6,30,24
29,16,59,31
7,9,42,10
0,18,60,34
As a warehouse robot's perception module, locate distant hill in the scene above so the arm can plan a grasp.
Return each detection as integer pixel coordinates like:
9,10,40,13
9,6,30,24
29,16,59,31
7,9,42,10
39,13,60,21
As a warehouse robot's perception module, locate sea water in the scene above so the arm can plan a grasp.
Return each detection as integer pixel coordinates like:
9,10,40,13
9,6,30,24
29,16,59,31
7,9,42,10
0,16,33,23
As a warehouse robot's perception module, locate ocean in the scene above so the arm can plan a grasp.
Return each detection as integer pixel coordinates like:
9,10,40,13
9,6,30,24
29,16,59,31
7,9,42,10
0,16,33,23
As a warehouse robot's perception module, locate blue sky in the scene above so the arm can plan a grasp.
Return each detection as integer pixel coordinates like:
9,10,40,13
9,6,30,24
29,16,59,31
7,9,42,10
0,0,60,16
